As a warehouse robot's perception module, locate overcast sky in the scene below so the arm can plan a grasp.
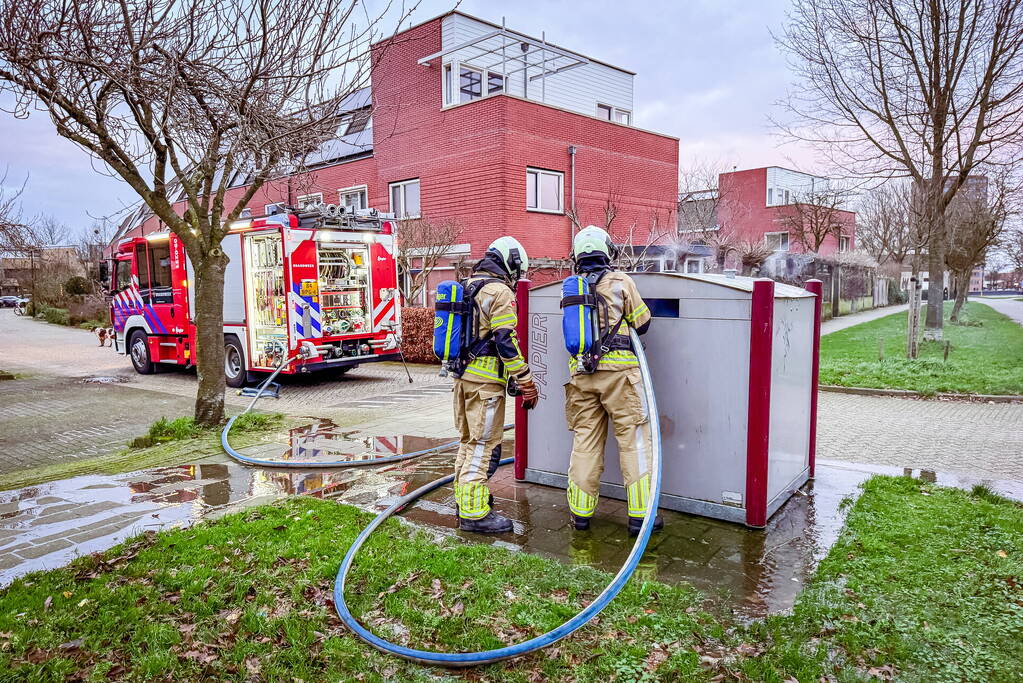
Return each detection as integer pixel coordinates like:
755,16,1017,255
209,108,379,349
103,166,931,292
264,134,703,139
0,0,813,236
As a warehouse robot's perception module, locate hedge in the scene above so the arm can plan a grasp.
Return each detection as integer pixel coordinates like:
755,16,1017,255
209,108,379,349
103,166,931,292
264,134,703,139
400,307,438,364
35,305,71,326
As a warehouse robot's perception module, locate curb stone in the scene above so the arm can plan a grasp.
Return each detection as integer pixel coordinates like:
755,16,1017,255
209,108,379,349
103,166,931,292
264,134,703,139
820,384,1023,404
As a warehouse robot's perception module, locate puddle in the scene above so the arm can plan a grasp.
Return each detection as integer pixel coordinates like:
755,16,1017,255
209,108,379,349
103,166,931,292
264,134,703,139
79,376,132,384
235,419,455,466
2,445,1020,619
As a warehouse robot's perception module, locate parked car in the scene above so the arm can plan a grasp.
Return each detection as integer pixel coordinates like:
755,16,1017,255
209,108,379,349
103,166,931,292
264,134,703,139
0,295,23,308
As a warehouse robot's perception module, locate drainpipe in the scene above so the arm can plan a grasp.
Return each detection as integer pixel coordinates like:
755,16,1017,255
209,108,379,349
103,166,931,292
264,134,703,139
569,145,577,239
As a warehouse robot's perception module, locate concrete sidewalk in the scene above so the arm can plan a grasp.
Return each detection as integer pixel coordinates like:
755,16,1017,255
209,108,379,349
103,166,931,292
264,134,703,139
978,296,1023,326
821,303,907,336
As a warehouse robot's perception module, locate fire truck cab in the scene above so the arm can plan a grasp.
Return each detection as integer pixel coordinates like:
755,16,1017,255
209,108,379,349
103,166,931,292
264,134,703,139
109,207,402,386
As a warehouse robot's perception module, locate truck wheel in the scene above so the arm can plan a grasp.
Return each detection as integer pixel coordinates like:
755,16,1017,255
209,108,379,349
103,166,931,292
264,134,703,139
129,331,154,375
224,337,247,388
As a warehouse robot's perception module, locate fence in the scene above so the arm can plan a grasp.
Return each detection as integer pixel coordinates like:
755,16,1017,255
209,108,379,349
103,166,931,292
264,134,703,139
757,254,887,320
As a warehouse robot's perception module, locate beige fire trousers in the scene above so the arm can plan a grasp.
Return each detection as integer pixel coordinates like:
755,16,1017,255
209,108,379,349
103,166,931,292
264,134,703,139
452,376,506,520
565,368,653,519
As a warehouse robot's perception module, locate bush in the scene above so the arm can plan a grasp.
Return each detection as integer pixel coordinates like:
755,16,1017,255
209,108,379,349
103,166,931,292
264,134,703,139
69,295,109,327
64,275,92,296
400,307,439,364
39,306,70,326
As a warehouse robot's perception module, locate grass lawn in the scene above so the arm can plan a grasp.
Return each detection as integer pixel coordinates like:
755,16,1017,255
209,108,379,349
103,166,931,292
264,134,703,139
0,413,286,492
820,301,1023,395
2,476,1021,681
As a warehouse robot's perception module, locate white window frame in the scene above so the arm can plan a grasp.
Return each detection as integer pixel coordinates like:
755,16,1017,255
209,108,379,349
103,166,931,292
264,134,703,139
443,61,505,107
264,202,286,216
839,235,850,252
596,103,632,126
389,179,421,219
296,193,323,210
684,257,705,274
765,231,790,251
526,168,564,214
338,185,368,211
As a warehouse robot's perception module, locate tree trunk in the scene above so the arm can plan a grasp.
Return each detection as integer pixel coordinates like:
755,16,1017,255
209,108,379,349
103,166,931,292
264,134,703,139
950,270,968,323
192,250,229,426
923,207,945,341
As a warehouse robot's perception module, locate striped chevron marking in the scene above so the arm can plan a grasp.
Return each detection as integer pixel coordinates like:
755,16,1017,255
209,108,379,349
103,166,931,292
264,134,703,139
372,296,396,330
111,283,166,334
289,284,321,339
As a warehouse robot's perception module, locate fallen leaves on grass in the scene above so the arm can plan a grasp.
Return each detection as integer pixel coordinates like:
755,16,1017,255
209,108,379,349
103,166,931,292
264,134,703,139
378,570,424,599
867,664,897,680
644,642,671,671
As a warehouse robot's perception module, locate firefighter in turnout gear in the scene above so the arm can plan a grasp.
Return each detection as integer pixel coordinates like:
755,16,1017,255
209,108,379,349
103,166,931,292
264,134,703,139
452,236,538,534
564,226,661,536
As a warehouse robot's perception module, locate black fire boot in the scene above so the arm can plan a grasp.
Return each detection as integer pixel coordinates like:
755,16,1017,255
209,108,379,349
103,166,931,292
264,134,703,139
572,514,591,531
459,511,513,534
627,515,664,536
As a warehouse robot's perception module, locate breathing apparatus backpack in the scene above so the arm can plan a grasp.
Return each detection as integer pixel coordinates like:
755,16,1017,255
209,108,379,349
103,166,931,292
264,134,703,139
560,271,626,374
433,277,501,377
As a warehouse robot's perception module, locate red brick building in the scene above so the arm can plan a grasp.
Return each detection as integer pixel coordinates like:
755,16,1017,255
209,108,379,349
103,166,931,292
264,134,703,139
113,11,679,302
681,167,857,260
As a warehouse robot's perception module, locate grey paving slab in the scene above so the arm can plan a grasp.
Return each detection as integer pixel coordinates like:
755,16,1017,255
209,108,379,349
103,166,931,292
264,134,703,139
978,297,1023,326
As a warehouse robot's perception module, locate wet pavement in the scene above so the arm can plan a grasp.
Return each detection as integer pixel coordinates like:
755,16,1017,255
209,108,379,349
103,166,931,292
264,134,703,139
5,420,1022,618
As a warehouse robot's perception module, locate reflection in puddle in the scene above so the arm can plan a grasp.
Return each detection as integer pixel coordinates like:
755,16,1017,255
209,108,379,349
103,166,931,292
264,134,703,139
245,419,454,465
3,443,1021,619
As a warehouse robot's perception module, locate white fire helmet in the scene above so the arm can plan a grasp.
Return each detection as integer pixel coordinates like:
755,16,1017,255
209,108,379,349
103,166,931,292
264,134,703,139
486,236,529,278
572,225,615,260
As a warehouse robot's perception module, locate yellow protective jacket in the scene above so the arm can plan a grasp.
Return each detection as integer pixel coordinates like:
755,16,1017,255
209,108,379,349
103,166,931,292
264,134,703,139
461,275,532,386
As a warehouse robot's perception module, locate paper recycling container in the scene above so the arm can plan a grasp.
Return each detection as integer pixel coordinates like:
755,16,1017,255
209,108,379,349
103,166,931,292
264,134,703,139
514,273,823,528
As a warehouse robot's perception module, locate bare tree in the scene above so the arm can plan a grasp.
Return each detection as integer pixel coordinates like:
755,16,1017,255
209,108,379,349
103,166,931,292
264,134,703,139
779,0,1023,340
735,239,776,276
32,215,71,246
776,187,850,252
0,170,35,253
612,208,676,272
677,161,757,272
0,0,412,425
568,186,622,235
395,216,463,304
945,171,1017,321
1007,225,1023,275
857,181,924,266
677,160,726,235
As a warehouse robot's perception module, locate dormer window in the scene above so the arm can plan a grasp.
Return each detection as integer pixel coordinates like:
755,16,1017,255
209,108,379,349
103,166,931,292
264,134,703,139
597,103,631,125
443,62,506,106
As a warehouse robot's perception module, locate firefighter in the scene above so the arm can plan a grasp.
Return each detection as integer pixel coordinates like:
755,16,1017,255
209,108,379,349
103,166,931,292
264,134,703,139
452,236,539,533
564,226,661,536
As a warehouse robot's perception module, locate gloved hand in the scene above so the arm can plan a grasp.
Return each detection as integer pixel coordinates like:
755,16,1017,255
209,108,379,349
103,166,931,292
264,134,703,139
518,377,539,410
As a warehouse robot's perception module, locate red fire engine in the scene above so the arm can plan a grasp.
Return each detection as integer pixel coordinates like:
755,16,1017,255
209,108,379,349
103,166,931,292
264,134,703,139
108,207,402,386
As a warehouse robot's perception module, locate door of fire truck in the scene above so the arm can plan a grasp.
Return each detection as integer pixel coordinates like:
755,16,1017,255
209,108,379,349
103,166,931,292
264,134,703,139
315,239,373,338
132,235,180,336
242,229,289,369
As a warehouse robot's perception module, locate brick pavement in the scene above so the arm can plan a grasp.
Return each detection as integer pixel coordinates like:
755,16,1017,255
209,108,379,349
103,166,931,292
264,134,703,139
0,374,195,475
0,309,447,474
0,309,443,414
817,391,1023,480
